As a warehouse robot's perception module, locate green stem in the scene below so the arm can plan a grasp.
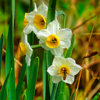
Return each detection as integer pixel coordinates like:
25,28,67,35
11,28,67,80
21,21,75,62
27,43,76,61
31,44,41,49
57,11,66,28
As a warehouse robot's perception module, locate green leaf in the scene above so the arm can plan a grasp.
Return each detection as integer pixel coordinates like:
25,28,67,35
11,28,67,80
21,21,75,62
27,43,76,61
26,57,39,100
27,0,34,84
12,0,15,34
47,0,57,25
63,85,70,100
0,34,3,78
92,92,100,100
23,90,27,100
50,83,58,100
37,97,42,100
46,51,52,100
46,51,52,68
57,11,66,28
5,17,15,100
5,0,15,99
30,0,34,11
0,68,12,100
84,97,87,100
55,81,65,100
42,52,46,100
17,82,25,100
71,89,77,100
64,34,75,58
16,57,26,100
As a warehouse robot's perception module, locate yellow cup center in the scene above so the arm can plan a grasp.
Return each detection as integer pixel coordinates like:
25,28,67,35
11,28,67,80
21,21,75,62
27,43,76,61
33,14,46,30
19,43,27,56
58,66,70,80
45,34,60,48
23,13,28,27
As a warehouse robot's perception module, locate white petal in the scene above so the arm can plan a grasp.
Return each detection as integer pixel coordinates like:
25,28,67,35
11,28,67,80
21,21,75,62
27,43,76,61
52,76,62,83
57,28,72,40
39,40,50,50
59,39,71,49
50,47,63,56
62,74,74,84
47,21,60,35
26,42,33,57
22,33,27,44
25,54,31,66
37,3,48,19
52,56,66,68
65,58,76,64
37,29,51,40
26,11,36,23
23,24,37,35
34,3,37,12
65,58,82,75
47,65,59,76
69,64,82,75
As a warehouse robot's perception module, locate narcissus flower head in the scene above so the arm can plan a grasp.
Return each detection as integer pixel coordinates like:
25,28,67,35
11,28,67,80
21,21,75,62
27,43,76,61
37,21,72,56
47,56,82,84
23,3,57,35
19,33,33,66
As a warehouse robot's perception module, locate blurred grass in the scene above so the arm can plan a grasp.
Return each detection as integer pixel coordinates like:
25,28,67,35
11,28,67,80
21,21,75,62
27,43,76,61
0,0,100,100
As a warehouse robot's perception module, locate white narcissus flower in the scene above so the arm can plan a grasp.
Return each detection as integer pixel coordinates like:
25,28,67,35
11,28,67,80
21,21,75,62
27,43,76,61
19,33,33,66
47,56,82,84
37,21,72,56
23,3,57,35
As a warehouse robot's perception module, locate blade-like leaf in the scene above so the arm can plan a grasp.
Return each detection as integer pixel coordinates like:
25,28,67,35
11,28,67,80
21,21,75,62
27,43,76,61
5,0,15,99
16,57,26,100
92,92,100,100
50,83,58,100
30,0,34,11
0,68,12,100
23,90,27,100
26,57,39,100
63,85,70,100
46,51,52,100
42,52,46,100
71,89,77,100
55,81,65,100
27,0,34,84
0,34,3,78
37,97,42,100
84,97,87,100
5,17,15,100
17,82,25,100
47,0,57,25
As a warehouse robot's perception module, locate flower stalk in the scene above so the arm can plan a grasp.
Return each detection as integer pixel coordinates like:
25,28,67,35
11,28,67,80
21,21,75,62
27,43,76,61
31,44,41,49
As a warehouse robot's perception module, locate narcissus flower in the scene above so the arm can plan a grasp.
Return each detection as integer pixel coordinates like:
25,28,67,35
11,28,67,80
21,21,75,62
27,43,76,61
19,33,33,66
23,3,57,35
37,21,72,56
47,56,82,84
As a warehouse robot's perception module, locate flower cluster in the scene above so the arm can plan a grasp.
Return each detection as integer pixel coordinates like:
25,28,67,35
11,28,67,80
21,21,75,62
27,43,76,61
20,3,82,84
